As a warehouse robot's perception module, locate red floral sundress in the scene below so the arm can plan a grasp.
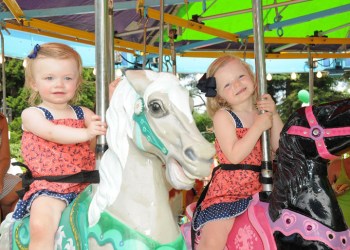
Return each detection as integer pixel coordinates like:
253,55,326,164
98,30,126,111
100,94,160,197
192,110,262,230
21,106,95,201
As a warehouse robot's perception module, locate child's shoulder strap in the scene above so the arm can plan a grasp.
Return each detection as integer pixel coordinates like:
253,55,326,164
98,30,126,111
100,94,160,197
71,105,84,120
225,109,243,128
36,106,54,120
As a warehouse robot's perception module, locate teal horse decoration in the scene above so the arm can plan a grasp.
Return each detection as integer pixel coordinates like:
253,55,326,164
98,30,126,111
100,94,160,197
0,70,215,249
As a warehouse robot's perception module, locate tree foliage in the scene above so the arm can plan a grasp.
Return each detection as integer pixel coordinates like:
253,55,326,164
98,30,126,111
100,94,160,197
193,111,215,142
268,73,350,122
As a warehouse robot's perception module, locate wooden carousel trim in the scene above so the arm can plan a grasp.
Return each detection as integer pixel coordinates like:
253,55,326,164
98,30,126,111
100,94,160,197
2,0,24,23
5,21,172,56
254,37,350,45
179,51,350,59
146,8,240,42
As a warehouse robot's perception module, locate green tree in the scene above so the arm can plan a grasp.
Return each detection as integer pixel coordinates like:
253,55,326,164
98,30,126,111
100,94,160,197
268,73,350,122
3,58,25,99
193,111,215,142
179,73,214,142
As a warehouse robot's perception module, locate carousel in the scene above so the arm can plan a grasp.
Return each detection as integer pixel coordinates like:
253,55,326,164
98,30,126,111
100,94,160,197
0,1,349,249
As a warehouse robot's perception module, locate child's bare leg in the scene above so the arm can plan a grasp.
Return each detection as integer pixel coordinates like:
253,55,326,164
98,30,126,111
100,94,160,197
29,196,66,250
197,218,234,250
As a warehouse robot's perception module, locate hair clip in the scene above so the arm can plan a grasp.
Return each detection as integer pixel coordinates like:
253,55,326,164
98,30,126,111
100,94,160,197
27,44,41,59
197,73,217,97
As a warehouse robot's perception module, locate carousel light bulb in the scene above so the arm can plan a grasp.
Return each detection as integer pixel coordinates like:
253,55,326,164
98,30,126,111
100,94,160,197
316,71,322,78
266,73,272,81
291,72,297,80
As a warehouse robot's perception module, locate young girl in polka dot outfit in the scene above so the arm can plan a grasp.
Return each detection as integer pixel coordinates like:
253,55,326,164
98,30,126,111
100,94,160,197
193,55,283,250
12,43,107,249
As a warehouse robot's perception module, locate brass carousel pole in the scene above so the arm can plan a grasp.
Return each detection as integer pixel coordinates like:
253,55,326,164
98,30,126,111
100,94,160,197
308,46,314,106
252,0,273,195
158,0,164,72
0,29,6,118
95,0,111,169
108,0,115,83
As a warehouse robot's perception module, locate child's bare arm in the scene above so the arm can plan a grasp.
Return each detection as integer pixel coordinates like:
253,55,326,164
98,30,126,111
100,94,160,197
22,108,107,144
214,109,272,164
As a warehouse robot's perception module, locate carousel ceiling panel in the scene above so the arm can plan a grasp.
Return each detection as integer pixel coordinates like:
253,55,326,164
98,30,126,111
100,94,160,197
0,0,349,59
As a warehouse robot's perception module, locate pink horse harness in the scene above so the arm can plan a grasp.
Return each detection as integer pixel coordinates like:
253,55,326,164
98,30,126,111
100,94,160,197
287,106,350,160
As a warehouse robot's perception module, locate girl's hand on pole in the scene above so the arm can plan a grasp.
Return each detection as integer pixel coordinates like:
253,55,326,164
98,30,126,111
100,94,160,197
257,94,278,115
87,115,107,140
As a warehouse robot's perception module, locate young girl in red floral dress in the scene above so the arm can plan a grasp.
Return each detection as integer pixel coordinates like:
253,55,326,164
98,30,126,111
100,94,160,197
193,55,283,250
12,43,107,249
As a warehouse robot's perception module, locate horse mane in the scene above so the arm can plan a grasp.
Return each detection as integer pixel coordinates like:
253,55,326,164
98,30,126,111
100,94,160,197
88,78,138,226
268,110,310,221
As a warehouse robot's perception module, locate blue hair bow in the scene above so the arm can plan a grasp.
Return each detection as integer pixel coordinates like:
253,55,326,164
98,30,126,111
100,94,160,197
197,73,217,97
27,44,41,59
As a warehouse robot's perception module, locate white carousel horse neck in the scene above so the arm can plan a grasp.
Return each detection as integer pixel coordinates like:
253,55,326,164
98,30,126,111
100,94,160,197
106,139,179,242
89,70,215,244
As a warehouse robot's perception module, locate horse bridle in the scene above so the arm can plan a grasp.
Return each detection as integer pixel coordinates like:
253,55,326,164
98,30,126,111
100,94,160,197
287,106,350,160
133,97,169,155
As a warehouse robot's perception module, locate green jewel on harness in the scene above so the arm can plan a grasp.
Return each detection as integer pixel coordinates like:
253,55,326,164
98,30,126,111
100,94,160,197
133,98,168,155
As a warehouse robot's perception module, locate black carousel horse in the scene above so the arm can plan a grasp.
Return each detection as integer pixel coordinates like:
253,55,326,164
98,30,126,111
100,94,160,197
183,98,350,250
268,98,350,249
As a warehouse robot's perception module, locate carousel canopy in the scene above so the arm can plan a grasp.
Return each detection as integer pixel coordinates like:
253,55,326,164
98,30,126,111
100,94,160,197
0,0,349,72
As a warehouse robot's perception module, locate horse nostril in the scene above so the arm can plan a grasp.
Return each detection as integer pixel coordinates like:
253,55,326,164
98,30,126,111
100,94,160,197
185,148,196,161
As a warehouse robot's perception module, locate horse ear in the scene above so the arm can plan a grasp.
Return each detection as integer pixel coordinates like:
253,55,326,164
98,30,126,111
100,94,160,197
125,70,158,95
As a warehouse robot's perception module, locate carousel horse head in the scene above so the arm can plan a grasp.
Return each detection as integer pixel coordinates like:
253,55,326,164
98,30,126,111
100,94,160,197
267,98,350,248
89,70,215,234
270,99,350,216
281,98,350,160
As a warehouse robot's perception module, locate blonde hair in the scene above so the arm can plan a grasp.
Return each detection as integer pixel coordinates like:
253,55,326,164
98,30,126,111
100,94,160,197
206,55,256,118
25,43,83,105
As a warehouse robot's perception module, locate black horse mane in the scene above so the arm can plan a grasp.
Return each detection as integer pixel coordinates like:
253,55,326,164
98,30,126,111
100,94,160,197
268,98,350,225
268,115,310,221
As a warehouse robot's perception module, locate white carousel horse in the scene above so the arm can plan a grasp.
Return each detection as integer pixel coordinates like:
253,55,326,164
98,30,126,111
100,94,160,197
0,70,215,249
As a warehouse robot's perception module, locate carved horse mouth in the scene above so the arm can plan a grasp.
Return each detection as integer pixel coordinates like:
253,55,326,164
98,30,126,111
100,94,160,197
166,157,201,190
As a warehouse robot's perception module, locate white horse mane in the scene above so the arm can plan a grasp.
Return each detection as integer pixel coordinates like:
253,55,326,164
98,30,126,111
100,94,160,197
88,71,194,226
88,77,137,226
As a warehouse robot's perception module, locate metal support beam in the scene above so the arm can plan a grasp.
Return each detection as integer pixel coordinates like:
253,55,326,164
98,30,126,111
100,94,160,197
146,8,239,42
0,0,203,19
0,30,6,117
95,0,109,169
2,0,24,23
158,0,164,72
179,51,350,59
198,0,309,22
252,0,273,193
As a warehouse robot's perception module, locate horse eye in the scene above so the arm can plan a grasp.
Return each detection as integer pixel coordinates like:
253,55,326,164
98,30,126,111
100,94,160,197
148,100,167,118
